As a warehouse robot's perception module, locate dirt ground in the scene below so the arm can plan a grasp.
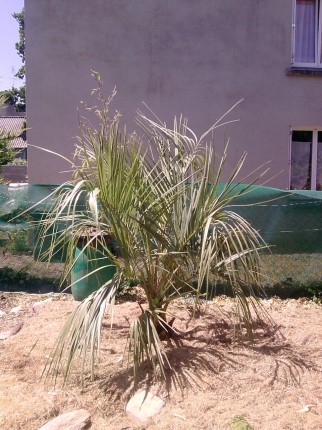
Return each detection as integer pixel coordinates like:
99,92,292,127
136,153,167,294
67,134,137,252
0,290,321,430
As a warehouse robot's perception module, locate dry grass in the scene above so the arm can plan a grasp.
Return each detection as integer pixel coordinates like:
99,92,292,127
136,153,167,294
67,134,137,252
0,293,321,430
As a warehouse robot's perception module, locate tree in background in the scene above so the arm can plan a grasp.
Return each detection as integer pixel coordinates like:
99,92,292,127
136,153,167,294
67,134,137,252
0,95,17,166
0,132,16,166
12,9,25,80
2,86,25,113
0,8,26,112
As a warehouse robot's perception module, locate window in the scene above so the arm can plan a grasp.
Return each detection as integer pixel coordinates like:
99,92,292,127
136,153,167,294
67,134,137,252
290,128,322,190
292,0,322,67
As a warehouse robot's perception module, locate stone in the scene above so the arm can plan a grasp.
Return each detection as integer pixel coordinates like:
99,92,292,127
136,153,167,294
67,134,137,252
298,404,314,413
10,306,22,314
39,409,91,430
125,389,165,424
33,298,53,313
0,322,24,340
0,310,6,317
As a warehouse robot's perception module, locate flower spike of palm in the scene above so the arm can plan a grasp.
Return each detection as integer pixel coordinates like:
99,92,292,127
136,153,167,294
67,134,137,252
39,78,269,386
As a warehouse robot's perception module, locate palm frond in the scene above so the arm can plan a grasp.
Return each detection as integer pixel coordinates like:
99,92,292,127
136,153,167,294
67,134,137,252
127,309,171,380
43,276,120,386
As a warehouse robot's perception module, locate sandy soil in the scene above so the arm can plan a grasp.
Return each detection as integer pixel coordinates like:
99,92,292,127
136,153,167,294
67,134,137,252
0,292,321,430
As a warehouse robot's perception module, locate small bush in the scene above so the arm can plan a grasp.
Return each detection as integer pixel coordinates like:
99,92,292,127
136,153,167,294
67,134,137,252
0,266,33,284
6,158,27,166
230,416,253,430
263,278,322,301
0,229,31,254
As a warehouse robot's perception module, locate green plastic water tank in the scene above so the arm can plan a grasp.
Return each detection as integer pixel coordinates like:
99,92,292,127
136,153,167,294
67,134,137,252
71,245,116,301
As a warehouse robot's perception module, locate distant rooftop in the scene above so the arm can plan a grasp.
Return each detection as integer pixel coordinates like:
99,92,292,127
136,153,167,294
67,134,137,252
0,104,24,117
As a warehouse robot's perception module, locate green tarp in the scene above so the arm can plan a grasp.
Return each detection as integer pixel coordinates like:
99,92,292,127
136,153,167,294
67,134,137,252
1,183,322,254
230,185,322,253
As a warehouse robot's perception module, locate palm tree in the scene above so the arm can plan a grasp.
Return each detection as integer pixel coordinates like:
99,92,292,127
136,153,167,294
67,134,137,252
39,74,269,385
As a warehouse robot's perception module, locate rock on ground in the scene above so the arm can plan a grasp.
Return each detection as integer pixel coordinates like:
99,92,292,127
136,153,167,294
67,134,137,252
38,409,91,430
0,321,23,340
10,306,22,314
125,389,165,424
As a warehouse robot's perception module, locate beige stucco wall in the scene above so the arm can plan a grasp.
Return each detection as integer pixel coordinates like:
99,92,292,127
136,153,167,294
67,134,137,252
25,0,322,187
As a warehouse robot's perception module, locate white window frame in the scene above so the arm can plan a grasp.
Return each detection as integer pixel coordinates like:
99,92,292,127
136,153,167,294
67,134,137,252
292,0,322,68
289,126,322,190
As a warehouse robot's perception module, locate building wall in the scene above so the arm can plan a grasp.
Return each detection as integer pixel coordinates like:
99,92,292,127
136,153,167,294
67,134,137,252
25,0,322,187
1,165,28,183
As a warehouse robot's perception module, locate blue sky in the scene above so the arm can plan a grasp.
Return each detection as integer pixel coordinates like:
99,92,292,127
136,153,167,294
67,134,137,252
0,0,24,91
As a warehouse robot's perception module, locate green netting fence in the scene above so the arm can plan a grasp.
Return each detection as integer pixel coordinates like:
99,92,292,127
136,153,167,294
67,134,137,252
1,183,322,290
0,184,64,260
